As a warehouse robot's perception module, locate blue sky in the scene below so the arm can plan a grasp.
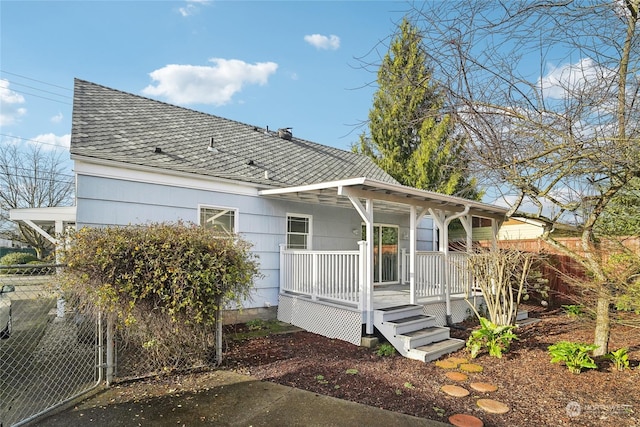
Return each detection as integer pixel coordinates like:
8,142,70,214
1,0,412,175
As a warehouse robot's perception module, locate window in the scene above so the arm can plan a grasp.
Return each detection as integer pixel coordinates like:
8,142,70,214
286,214,311,249
199,206,237,235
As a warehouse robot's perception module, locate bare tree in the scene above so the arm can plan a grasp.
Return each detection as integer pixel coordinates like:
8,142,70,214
0,143,74,259
411,0,640,355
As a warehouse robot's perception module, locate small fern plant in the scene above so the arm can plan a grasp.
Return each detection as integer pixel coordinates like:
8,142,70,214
548,341,599,374
466,317,518,359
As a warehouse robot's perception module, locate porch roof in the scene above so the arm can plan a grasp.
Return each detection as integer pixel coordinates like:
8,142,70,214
9,206,77,224
259,177,508,219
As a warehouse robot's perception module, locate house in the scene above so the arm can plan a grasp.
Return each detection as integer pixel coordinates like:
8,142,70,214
12,79,510,362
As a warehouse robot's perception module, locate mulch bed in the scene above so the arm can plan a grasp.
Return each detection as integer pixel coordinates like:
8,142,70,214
220,309,640,427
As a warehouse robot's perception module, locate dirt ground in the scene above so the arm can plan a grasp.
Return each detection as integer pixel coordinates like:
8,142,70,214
109,309,640,427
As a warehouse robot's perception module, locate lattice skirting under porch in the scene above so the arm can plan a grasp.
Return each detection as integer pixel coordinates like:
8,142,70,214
278,294,362,345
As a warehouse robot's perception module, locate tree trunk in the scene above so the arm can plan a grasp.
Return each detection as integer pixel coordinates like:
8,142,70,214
593,293,611,357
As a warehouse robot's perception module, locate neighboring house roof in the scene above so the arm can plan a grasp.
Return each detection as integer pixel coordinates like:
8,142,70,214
70,79,398,188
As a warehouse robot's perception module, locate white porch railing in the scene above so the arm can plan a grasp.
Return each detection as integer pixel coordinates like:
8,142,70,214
280,244,364,308
401,250,471,298
282,246,473,310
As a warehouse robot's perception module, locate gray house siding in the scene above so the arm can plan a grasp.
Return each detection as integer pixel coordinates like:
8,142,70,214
76,173,434,310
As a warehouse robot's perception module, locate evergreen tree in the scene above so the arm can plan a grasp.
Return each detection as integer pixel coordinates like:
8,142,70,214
354,18,479,199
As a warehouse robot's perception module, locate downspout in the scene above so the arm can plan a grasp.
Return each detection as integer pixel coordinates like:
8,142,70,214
429,205,470,326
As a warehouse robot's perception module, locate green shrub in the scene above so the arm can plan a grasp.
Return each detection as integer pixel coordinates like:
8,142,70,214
548,341,599,374
466,316,518,358
604,348,630,371
375,343,396,357
0,252,40,274
246,319,266,331
562,304,584,318
59,222,262,373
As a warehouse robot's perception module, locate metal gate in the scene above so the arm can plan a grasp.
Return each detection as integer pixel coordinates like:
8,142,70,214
0,264,101,427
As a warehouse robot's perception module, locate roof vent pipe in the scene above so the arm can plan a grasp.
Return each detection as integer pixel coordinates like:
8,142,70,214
207,137,218,153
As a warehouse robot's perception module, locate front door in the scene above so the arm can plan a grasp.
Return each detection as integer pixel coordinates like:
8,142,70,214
363,224,399,284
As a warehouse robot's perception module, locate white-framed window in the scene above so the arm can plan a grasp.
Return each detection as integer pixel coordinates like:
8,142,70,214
199,205,238,235
286,214,312,249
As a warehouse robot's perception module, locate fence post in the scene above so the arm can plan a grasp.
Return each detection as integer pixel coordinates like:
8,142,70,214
106,315,115,386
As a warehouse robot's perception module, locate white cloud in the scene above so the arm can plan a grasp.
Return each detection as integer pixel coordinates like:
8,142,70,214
31,133,71,150
304,34,340,50
50,112,64,123
538,58,615,100
0,79,27,126
178,0,210,17
142,58,279,105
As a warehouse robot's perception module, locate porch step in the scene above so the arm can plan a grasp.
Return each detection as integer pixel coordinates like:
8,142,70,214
384,315,436,335
373,305,462,363
407,338,466,363
374,304,425,322
516,310,528,321
397,326,451,350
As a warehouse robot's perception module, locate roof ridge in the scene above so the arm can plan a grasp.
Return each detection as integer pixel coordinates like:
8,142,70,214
73,78,360,157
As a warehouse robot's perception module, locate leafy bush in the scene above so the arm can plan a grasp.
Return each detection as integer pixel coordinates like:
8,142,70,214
246,319,266,331
548,341,599,374
466,316,518,359
604,348,630,371
59,222,261,373
375,343,396,357
0,251,38,265
562,304,584,318
0,252,41,274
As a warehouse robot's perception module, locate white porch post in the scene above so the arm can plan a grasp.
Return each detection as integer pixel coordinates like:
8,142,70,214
364,199,374,334
429,206,470,325
409,205,416,304
340,187,375,334
409,206,428,305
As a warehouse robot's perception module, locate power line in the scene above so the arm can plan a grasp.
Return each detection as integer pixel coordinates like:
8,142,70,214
0,172,74,184
0,70,72,91
1,166,74,180
6,80,72,99
4,87,72,105
0,134,70,150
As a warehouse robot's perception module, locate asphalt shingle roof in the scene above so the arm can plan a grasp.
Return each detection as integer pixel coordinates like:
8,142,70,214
70,79,398,188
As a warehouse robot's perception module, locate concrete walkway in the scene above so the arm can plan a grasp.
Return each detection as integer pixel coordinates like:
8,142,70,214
32,370,451,427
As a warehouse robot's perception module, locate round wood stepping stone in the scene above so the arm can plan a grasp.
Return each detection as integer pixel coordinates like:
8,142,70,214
435,359,458,369
445,371,469,382
477,398,510,414
448,356,469,365
460,363,484,373
470,382,498,392
441,384,470,397
449,413,484,427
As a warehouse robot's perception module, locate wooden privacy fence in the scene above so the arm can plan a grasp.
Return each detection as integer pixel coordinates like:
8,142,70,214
490,237,640,306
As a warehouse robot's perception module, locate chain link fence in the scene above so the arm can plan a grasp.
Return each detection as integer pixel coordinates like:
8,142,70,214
0,264,101,427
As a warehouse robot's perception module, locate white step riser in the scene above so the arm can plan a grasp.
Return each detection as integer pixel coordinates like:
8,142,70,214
390,319,434,335
378,308,425,323
398,328,451,350
408,340,465,363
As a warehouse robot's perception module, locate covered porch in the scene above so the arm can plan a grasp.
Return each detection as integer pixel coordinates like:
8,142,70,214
261,177,508,351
